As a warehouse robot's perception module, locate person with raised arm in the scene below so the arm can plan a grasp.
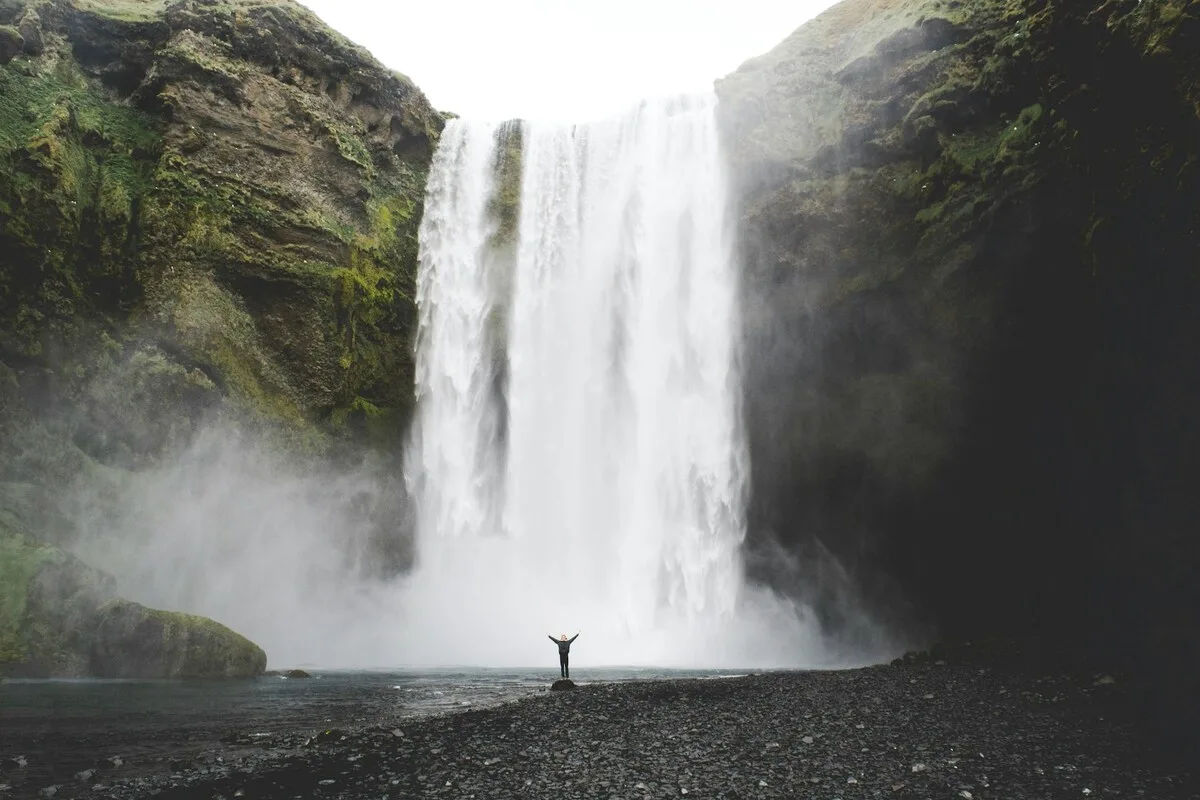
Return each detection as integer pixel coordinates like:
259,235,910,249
547,631,580,678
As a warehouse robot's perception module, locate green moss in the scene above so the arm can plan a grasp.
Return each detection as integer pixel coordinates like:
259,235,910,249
71,0,169,22
487,121,523,250
329,121,374,176
1,0,442,454
0,57,162,357
169,275,307,428
0,533,52,666
93,598,267,678
942,102,1044,177
161,30,245,84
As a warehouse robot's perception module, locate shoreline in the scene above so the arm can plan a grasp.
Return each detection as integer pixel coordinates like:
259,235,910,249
2,650,1189,799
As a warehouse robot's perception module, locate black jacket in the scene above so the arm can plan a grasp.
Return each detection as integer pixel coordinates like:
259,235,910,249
549,634,578,655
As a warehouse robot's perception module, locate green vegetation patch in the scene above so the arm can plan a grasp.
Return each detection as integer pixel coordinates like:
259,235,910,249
93,598,267,678
0,532,53,667
0,58,162,355
70,0,169,23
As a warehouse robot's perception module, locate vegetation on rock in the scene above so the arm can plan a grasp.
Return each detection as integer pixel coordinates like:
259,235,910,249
0,0,440,678
0,0,443,461
0,525,264,678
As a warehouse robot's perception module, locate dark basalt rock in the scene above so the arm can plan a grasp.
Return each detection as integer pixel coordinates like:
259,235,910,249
0,23,21,63
265,668,313,678
35,662,1195,798
549,679,576,691
716,0,1200,745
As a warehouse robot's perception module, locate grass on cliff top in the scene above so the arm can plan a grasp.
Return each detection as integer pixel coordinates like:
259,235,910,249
733,0,1026,80
738,0,967,73
70,0,168,21
69,0,304,22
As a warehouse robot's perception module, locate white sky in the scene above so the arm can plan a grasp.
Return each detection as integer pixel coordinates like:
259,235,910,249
297,0,838,122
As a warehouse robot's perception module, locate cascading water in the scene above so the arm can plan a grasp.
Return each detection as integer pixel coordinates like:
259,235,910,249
404,95,833,668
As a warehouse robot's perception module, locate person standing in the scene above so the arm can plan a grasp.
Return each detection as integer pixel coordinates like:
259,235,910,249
548,632,580,678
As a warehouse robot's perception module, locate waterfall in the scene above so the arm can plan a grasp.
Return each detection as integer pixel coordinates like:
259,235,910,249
405,95,830,668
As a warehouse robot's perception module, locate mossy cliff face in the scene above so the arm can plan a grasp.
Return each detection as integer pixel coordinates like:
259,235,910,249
0,0,443,457
719,0,1200,736
0,0,441,677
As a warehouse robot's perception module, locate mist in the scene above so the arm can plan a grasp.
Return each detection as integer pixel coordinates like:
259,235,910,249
66,426,418,668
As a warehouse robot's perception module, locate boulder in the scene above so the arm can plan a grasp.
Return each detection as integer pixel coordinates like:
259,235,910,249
266,668,312,678
550,679,576,691
90,599,266,679
0,24,21,63
16,8,39,56
0,530,266,679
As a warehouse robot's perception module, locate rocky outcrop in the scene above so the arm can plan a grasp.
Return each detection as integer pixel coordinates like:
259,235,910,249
0,530,266,678
718,0,1200,738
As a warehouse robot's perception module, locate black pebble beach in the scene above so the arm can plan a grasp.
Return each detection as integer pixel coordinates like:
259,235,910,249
10,649,1195,800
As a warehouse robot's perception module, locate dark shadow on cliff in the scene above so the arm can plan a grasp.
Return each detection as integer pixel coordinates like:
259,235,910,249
726,0,1200,757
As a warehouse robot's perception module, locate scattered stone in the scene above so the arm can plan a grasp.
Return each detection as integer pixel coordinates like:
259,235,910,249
73,769,95,782
220,730,253,745
3,657,1195,798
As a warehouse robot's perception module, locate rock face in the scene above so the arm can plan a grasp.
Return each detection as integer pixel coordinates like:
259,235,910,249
0,0,443,459
0,0,432,678
0,531,266,678
718,0,1200,735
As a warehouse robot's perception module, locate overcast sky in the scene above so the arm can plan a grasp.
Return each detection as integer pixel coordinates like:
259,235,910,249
297,0,838,122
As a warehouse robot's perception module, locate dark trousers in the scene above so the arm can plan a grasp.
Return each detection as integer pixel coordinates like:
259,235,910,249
560,654,569,678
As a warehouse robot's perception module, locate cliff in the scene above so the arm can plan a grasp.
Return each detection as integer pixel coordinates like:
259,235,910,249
0,0,443,676
0,0,443,461
718,0,1200,740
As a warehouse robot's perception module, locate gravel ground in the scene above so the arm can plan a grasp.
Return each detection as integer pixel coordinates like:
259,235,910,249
4,652,1196,800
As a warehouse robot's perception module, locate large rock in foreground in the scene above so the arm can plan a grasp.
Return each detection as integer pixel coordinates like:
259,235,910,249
0,532,265,678
90,599,266,679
